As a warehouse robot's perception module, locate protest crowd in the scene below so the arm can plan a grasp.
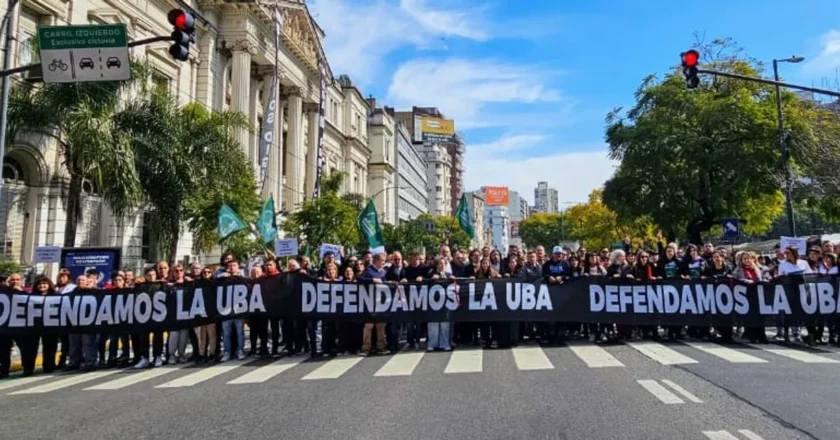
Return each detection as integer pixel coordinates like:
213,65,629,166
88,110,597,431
2,232,839,379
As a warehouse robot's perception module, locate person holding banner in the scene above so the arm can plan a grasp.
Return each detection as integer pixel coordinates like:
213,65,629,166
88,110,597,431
32,276,59,373
194,267,217,363
0,274,30,377
320,263,341,356
427,258,453,352
358,253,388,356
733,252,768,343
219,259,246,362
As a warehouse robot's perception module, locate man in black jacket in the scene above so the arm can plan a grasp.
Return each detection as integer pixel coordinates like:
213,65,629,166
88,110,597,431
402,251,427,348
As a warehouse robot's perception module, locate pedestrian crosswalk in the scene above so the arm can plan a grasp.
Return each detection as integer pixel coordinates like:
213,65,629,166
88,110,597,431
2,340,838,396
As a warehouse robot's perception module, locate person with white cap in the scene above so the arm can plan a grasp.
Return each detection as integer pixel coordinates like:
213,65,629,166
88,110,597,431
542,246,570,284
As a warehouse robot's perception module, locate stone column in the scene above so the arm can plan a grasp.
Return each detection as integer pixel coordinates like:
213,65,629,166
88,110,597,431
195,14,217,108
226,39,255,159
304,103,319,198
284,86,304,209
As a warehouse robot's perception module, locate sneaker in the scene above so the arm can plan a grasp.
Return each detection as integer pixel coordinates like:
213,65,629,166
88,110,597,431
359,351,369,357
236,350,246,360
153,356,163,368
220,353,231,363
133,358,150,369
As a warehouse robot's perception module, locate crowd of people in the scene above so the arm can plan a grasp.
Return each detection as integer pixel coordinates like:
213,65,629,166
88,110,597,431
1,232,839,379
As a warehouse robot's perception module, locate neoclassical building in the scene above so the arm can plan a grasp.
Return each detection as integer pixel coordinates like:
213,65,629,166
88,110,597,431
0,0,371,273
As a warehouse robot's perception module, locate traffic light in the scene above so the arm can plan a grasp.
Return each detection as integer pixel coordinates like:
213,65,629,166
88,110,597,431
168,9,195,62
681,49,700,89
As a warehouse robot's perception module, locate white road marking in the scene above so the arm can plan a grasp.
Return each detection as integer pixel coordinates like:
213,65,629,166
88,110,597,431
374,352,424,377
511,347,554,371
637,379,684,404
228,359,303,384
737,429,766,440
747,344,840,364
661,379,703,403
444,349,483,374
86,367,183,390
301,357,362,380
0,375,51,391
702,431,740,440
683,341,767,364
156,361,246,388
10,371,118,395
568,344,625,368
627,341,698,365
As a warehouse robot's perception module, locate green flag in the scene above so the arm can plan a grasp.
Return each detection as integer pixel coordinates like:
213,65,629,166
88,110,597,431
358,199,385,254
256,197,278,244
217,204,247,242
456,194,475,239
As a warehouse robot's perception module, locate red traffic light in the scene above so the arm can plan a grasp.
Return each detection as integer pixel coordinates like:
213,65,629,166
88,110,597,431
168,9,194,31
681,50,699,68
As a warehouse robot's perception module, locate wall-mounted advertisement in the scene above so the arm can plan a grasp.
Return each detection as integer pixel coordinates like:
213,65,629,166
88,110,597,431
417,116,456,143
484,186,510,206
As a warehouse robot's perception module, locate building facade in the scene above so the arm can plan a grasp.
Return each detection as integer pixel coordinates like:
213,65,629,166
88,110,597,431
484,205,510,252
534,181,559,213
394,119,428,223
418,142,451,216
507,190,530,222
366,106,397,225
0,0,371,273
394,106,464,216
464,191,489,249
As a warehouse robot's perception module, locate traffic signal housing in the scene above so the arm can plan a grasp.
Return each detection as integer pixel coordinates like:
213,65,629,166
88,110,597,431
168,9,195,62
681,50,700,89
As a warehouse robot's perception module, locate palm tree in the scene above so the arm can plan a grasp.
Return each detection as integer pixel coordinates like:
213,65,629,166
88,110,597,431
7,71,145,248
116,87,258,262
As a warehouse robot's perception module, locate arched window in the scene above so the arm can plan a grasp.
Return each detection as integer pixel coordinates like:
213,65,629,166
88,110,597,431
82,178,100,196
2,157,25,183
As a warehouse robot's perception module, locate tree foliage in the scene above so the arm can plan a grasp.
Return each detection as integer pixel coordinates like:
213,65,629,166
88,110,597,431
382,214,471,256
564,189,659,250
600,37,832,244
282,172,363,255
116,88,257,260
7,63,151,247
518,213,567,249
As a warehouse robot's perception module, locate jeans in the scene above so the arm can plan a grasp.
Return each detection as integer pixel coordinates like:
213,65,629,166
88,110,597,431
222,319,245,355
168,329,190,360
68,333,98,367
427,322,451,350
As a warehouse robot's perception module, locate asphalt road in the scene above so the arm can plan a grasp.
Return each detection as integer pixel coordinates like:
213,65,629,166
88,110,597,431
1,337,837,440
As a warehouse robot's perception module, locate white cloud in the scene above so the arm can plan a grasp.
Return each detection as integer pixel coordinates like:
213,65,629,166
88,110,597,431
803,29,840,76
309,0,487,86
468,134,548,154
465,140,617,206
386,58,562,128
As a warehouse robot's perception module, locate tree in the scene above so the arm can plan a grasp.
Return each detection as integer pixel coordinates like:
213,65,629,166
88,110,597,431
116,88,257,261
564,189,658,250
8,65,150,247
600,37,830,244
380,214,471,256
518,213,566,249
282,172,363,256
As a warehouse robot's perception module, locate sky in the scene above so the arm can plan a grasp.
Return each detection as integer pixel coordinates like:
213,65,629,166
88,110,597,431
308,0,840,206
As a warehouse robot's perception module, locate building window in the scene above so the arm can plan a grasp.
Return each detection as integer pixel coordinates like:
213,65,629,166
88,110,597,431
2,157,25,183
152,72,170,93
436,186,442,193
435,163,441,169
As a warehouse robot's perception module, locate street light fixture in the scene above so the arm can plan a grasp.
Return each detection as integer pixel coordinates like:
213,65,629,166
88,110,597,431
773,55,805,238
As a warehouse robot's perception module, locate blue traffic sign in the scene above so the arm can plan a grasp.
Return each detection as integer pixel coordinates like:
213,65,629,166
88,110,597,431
722,219,740,238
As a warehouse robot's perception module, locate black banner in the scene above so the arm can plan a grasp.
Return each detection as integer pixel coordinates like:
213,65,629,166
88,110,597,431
2,274,840,334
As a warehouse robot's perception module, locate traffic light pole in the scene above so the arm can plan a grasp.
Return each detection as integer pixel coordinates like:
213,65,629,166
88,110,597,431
697,68,840,238
696,69,840,98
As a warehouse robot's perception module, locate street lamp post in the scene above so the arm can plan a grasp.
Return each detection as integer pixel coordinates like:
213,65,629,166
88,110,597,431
773,55,805,237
